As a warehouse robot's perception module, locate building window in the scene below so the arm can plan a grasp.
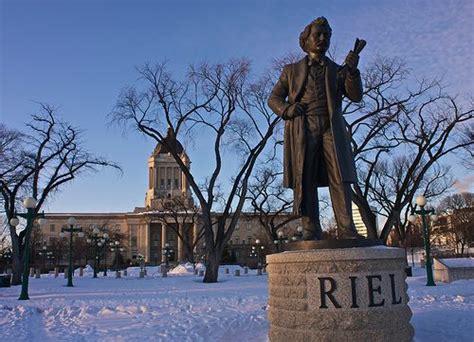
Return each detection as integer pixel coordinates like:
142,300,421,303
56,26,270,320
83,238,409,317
242,240,246,245
50,224,55,232
174,178,179,189
131,237,137,247
167,179,171,189
160,179,165,189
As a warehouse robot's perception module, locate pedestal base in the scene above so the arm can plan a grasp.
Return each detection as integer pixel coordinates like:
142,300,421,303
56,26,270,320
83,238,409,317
266,246,414,342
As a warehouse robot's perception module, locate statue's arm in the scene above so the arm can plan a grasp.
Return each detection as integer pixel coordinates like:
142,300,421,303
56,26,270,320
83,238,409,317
268,66,292,118
343,69,363,103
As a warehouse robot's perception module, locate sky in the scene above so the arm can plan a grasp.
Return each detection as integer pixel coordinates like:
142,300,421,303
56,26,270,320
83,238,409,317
1,0,473,213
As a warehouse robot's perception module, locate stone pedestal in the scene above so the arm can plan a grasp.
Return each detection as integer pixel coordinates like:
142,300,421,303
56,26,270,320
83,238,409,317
116,271,121,278
234,269,240,276
266,246,414,342
79,267,84,277
35,268,41,278
54,267,59,278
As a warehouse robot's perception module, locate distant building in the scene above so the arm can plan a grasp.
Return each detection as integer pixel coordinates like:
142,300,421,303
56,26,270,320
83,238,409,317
39,129,300,266
351,203,377,238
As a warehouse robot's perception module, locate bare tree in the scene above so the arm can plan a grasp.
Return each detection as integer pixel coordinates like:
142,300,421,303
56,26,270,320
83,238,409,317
0,104,120,285
339,56,473,242
247,161,300,252
111,60,280,282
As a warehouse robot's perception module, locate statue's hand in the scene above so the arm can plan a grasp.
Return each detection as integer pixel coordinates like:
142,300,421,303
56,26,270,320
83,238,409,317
284,102,306,120
345,50,359,72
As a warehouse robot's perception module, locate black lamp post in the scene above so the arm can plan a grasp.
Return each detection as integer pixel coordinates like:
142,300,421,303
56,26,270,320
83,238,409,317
61,217,84,287
408,195,438,287
253,239,265,273
162,243,173,268
1,248,13,273
86,226,105,278
291,226,304,242
273,230,289,252
110,241,125,271
9,197,47,300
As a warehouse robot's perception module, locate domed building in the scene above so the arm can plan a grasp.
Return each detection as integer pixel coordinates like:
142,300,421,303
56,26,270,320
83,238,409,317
38,129,301,269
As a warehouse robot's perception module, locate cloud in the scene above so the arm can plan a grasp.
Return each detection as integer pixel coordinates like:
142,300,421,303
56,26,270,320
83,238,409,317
453,175,474,193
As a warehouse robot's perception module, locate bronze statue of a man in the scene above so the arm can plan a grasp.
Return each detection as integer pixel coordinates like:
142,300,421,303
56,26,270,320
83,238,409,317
268,17,363,240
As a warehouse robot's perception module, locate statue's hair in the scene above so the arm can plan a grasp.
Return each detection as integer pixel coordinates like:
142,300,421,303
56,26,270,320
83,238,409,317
299,17,332,53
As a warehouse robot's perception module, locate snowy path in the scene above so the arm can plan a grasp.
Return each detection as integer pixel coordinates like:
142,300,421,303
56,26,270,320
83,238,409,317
1,266,473,341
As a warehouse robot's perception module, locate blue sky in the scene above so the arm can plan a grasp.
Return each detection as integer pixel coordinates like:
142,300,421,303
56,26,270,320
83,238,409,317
1,0,473,213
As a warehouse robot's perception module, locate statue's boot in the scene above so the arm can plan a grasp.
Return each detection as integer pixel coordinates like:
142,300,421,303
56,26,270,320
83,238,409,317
338,224,365,239
302,216,323,240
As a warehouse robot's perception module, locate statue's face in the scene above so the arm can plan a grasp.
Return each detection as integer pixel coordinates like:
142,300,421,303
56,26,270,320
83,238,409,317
306,25,331,55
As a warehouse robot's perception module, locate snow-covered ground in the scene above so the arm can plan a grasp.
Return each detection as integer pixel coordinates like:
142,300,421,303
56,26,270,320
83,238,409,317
0,265,473,342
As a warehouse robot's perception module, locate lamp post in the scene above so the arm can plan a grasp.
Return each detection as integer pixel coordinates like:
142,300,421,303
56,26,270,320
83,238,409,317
408,195,438,287
60,217,84,287
162,243,173,268
1,248,12,273
253,239,265,273
291,226,304,242
9,197,47,300
86,226,104,278
37,244,49,273
101,233,110,276
110,241,125,272
273,230,289,252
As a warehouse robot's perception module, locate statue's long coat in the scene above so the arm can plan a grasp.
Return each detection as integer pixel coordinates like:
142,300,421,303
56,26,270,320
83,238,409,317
268,56,363,214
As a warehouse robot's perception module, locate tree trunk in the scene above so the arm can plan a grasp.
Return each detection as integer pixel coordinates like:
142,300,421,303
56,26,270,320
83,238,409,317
11,253,23,285
10,232,23,286
203,247,223,283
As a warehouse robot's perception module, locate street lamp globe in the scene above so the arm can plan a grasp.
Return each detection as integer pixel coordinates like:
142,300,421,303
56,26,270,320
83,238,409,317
23,197,37,209
103,233,109,239
115,241,119,246
273,240,278,245
111,248,115,252
93,227,100,235
38,218,48,226
119,248,124,252
416,195,427,207
297,226,303,233
165,243,170,248
255,239,261,244
408,215,417,224
277,230,284,238
10,217,19,227
78,232,85,238
67,217,77,226
86,238,91,243
430,214,439,222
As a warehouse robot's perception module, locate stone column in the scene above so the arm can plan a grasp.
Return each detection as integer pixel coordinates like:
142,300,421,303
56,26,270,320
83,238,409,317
266,246,414,342
161,224,168,263
177,223,185,262
192,223,197,243
144,222,151,262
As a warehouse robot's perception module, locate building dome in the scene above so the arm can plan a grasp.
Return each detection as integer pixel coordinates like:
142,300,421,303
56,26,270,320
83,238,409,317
153,127,184,155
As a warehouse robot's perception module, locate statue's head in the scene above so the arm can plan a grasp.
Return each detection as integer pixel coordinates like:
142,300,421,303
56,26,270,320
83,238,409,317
299,17,332,55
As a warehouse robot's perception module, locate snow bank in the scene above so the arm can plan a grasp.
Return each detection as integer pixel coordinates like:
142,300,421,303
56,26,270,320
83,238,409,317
1,266,472,341
438,257,474,268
